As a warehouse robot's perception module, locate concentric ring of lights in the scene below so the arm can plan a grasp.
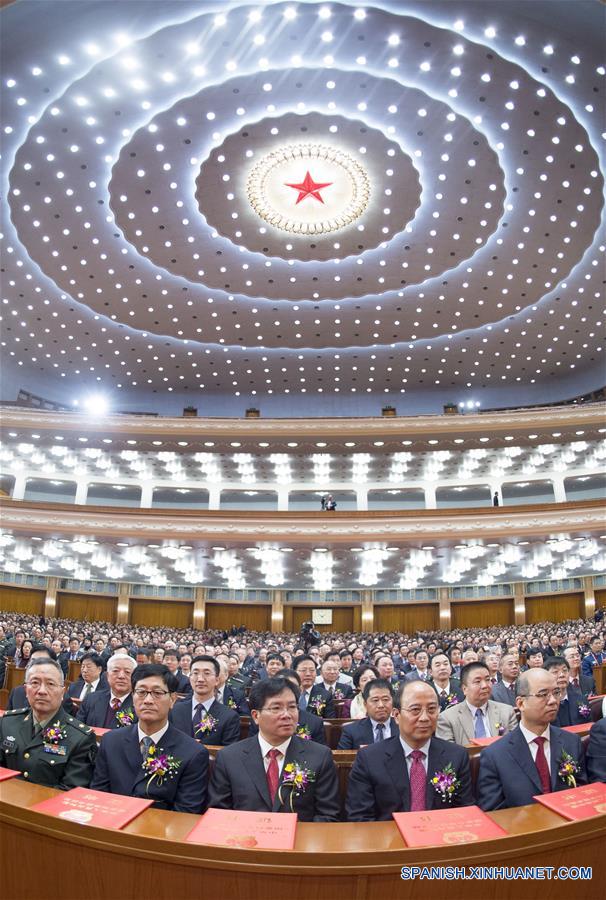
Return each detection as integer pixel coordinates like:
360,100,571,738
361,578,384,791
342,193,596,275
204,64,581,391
1,0,604,402
245,143,370,235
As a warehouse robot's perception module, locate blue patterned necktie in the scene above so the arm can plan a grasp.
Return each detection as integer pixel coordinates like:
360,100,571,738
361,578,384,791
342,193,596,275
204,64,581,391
474,708,486,738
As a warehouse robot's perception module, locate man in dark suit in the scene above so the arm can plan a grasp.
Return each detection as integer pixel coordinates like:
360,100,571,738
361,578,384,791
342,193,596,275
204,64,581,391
586,715,606,783
91,663,208,814
563,647,596,695
345,680,474,821
215,658,250,716
62,652,108,713
580,635,605,679
478,668,588,811
162,650,192,695
58,635,84,675
248,669,325,744
170,655,240,746
209,677,340,821
428,652,465,712
490,652,520,707
544,657,591,727
338,678,399,749
404,649,431,684
293,655,335,718
76,653,137,729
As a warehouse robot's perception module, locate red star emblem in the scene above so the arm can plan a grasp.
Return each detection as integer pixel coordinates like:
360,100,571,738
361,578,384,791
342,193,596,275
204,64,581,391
284,170,333,205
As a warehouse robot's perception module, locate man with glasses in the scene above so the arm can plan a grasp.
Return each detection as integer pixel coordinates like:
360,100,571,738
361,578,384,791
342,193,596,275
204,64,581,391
208,676,340,821
170,655,240,746
478,668,587,810
346,680,473,821
62,652,108,713
91,663,208,813
0,658,97,789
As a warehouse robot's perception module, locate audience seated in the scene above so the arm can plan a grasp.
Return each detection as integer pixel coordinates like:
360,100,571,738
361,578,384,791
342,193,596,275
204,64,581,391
208,677,340,821
0,658,97,789
76,654,137,729
170,655,240,746
478,668,588,811
345,680,474,821
91,664,208,814
337,678,398,749
0,610,603,822
436,662,518,746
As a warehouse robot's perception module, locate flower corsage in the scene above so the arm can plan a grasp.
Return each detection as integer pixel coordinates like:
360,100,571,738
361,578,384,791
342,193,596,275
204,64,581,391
227,696,238,710
445,693,459,708
42,722,67,744
295,724,312,740
577,702,591,720
115,708,135,727
194,714,218,738
431,763,461,803
308,698,326,716
278,762,316,811
558,750,579,788
142,745,181,791
494,721,506,737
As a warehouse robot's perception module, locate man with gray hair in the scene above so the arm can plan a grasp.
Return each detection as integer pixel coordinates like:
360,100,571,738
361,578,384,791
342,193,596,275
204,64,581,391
77,653,137,729
0,658,96,788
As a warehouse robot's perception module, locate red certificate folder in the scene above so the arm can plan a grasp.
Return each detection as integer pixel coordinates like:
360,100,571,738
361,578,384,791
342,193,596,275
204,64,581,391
90,726,110,738
186,807,297,850
31,787,153,829
0,767,20,782
562,723,593,734
534,782,606,821
470,736,500,747
393,805,508,848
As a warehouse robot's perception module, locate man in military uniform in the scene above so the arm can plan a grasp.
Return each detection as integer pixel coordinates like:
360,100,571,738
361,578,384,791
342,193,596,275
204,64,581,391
0,658,97,789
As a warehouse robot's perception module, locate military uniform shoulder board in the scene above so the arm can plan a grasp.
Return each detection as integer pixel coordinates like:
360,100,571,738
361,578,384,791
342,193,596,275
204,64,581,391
66,717,93,735
3,708,28,717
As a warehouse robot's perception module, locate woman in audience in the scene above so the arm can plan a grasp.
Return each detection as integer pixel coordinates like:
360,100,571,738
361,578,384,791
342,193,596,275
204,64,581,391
15,638,34,668
348,665,380,719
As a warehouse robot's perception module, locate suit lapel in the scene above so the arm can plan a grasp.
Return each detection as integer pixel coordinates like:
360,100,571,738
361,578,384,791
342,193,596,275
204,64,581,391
458,703,474,744
384,738,409,810
128,725,149,791
508,728,542,792
244,738,272,809
549,726,565,791
426,739,446,809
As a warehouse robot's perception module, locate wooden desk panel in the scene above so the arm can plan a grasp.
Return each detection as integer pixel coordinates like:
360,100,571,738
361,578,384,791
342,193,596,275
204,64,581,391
1,779,603,900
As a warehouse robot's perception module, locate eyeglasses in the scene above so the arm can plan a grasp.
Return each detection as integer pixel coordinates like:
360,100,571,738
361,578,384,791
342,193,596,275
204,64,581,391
133,688,170,699
521,689,564,701
259,703,299,715
401,705,439,716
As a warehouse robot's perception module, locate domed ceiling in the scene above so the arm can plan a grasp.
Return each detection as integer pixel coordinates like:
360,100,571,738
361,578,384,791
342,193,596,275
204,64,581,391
1,0,604,416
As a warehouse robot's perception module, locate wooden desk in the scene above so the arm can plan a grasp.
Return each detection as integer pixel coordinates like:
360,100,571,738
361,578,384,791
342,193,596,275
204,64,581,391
593,663,606,695
0,779,603,900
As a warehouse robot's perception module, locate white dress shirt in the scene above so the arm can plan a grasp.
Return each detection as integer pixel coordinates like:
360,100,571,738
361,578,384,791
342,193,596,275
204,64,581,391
519,722,551,772
191,695,214,717
257,735,292,777
79,677,101,700
137,721,169,747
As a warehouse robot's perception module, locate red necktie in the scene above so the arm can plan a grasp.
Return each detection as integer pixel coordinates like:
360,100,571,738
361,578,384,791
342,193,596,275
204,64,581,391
409,750,426,811
571,678,579,688
533,737,551,794
266,748,280,803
